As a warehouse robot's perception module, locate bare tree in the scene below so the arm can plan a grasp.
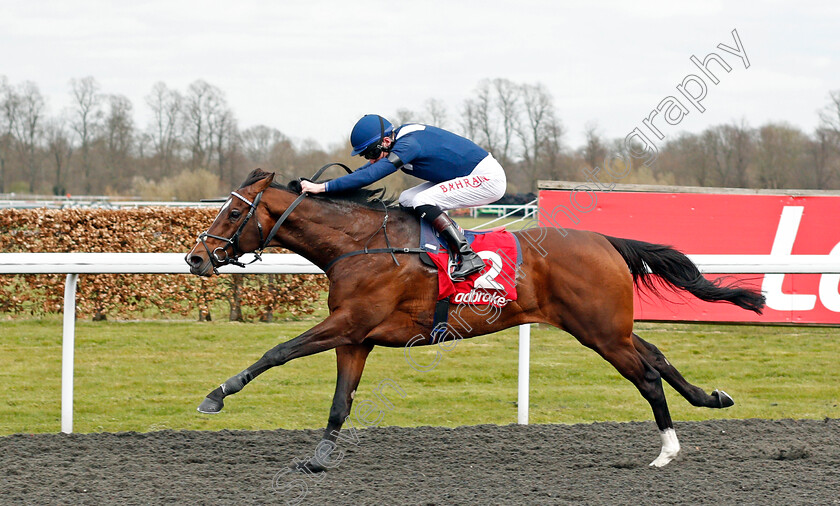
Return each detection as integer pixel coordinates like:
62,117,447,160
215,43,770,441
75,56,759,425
814,90,840,189
808,127,838,189
459,98,480,140
818,90,840,135
581,123,607,170
11,81,45,193
210,106,236,185
70,76,103,193
473,80,499,154
183,80,224,171
493,78,519,164
240,125,291,169
542,114,566,180
423,98,448,128
723,121,754,188
659,134,708,186
392,108,416,126
145,82,182,179
103,94,136,188
518,83,561,191
462,78,522,163
268,134,298,179
45,117,74,195
754,123,808,189
699,121,754,187
0,76,19,193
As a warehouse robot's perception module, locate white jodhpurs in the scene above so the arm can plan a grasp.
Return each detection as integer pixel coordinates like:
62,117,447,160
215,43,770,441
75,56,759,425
398,154,507,210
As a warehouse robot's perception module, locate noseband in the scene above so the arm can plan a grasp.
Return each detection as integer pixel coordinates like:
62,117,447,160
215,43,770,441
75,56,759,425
195,190,266,271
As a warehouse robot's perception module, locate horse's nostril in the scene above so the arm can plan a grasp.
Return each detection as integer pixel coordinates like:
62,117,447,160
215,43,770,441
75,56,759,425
188,255,204,267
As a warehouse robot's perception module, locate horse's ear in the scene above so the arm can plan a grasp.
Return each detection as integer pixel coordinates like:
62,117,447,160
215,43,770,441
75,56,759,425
253,171,275,191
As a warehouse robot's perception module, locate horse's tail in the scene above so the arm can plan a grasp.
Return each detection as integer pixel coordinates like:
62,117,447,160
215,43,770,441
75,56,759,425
604,235,766,314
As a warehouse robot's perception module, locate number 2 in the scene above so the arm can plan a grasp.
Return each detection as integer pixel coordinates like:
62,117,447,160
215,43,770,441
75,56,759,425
474,251,504,290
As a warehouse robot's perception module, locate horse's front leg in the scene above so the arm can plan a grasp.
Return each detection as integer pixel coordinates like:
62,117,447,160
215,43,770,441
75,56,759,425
197,311,358,414
294,342,373,473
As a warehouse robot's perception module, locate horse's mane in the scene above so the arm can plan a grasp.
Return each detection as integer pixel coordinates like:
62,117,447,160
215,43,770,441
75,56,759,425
239,168,399,210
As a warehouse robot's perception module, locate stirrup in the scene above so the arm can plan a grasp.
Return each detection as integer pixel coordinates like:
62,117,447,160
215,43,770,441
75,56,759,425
451,253,485,280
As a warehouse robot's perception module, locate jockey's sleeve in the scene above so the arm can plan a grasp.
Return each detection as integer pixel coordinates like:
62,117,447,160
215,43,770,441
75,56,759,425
323,135,422,193
324,158,399,192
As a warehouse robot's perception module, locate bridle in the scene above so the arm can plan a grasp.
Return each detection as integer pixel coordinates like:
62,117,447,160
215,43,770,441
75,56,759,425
193,189,266,271
190,162,426,275
190,163,352,274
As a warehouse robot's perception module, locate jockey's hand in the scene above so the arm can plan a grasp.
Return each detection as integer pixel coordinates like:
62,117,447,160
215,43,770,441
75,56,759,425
300,180,326,194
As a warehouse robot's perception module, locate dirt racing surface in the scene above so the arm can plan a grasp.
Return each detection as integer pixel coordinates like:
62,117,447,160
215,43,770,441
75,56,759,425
2,418,838,505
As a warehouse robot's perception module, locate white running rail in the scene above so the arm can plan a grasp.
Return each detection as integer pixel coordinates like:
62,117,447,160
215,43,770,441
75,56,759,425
2,252,838,431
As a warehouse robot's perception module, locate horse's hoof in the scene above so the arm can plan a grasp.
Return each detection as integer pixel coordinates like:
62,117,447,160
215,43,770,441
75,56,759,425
712,389,734,408
649,428,680,467
649,451,678,467
291,458,327,474
197,396,224,414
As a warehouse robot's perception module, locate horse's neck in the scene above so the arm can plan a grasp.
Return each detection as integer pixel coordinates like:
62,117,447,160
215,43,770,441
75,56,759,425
270,193,416,269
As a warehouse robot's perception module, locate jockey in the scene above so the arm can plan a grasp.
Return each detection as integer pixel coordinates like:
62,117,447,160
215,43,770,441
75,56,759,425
300,114,507,279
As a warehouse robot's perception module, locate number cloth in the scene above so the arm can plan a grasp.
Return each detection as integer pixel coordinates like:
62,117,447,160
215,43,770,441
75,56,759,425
426,228,520,307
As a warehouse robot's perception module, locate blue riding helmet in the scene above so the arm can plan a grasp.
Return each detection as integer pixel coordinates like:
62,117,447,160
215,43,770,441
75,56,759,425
350,114,393,156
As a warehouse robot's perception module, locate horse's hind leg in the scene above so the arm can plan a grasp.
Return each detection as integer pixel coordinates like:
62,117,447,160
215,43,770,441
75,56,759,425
580,333,680,467
632,333,734,409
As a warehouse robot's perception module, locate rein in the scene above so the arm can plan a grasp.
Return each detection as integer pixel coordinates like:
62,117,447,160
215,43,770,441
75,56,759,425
259,161,356,252
195,162,425,274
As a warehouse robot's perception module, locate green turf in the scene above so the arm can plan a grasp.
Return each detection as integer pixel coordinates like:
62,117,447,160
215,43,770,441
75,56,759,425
456,215,534,231
1,316,837,435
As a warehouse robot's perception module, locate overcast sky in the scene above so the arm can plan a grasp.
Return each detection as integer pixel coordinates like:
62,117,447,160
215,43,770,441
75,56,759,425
1,0,838,150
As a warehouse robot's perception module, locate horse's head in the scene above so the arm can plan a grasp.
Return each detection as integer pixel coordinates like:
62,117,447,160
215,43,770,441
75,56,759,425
186,169,276,276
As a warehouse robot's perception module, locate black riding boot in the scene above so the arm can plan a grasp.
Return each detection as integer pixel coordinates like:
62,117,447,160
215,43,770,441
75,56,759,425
415,204,486,279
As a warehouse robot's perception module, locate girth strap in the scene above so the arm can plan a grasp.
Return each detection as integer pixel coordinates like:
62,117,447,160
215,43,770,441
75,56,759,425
323,247,427,273
429,296,452,345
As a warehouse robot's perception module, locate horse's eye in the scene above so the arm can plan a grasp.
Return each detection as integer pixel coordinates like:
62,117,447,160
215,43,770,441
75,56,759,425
230,209,242,220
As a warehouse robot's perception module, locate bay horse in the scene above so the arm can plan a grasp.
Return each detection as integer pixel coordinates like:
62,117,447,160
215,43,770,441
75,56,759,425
185,168,765,470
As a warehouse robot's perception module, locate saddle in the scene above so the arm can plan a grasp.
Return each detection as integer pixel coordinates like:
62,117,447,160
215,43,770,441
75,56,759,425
418,219,522,307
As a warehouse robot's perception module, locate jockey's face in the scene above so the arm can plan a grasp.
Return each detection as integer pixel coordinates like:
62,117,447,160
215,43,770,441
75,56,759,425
363,136,392,163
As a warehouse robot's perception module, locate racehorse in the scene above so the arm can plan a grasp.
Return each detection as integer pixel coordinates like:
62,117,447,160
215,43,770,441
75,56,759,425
185,168,765,469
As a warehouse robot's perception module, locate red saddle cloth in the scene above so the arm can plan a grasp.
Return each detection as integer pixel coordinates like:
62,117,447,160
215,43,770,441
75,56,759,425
427,227,519,307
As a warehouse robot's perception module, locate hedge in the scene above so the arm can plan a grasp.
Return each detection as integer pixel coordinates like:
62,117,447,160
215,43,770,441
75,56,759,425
0,208,327,321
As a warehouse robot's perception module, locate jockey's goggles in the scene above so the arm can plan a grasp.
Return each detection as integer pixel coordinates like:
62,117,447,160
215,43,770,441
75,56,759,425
361,144,384,160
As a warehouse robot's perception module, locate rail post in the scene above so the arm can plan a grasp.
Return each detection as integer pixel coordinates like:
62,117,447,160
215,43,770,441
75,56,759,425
518,324,531,424
61,273,78,433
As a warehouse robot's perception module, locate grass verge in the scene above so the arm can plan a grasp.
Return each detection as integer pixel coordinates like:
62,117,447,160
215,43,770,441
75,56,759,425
1,317,837,435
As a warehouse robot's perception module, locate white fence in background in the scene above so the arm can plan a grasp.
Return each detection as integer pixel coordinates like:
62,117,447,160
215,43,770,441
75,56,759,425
0,199,220,209
1,198,535,213
1,252,839,433
0,253,320,434
468,203,538,218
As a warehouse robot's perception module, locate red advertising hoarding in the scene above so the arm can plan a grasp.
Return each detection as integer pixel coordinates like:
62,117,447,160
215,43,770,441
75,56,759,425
538,189,840,324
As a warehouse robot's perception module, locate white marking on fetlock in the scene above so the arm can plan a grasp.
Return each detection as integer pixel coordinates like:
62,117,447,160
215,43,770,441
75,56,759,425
649,428,680,467
350,390,356,400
